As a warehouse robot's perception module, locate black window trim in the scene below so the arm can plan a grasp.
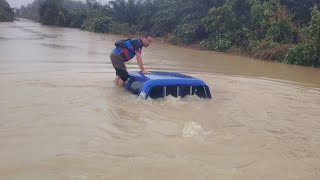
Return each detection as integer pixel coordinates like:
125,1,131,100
147,85,208,98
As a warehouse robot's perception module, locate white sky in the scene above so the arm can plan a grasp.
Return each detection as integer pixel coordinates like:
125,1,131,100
7,0,34,8
7,0,107,8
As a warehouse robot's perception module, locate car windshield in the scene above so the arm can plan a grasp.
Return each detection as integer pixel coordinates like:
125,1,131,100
128,79,142,95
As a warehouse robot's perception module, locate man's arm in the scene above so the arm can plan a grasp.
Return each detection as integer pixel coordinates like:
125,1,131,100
136,53,148,74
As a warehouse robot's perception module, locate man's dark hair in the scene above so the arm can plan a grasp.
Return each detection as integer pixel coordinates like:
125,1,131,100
141,32,152,38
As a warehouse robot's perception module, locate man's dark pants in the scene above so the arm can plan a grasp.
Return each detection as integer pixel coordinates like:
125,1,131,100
110,52,129,82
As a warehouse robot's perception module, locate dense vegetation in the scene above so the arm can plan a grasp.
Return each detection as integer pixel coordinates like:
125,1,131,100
15,0,320,67
0,0,14,22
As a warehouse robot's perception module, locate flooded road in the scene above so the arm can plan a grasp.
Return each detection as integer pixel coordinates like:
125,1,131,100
1,19,320,180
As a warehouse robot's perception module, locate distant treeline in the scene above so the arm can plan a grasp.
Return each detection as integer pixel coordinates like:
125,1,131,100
15,0,320,67
0,0,14,22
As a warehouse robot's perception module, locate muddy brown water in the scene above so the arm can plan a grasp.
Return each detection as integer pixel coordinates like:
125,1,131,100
1,19,320,180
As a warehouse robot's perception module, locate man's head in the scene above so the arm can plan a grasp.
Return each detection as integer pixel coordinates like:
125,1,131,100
140,33,152,47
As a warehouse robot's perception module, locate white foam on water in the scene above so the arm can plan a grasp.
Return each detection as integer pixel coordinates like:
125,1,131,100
182,121,212,141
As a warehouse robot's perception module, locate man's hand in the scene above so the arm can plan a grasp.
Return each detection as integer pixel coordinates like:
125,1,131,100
141,70,149,74
136,54,149,74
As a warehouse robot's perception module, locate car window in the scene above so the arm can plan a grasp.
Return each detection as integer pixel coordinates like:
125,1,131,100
147,85,209,99
128,80,142,95
192,86,207,98
166,86,177,97
149,86,164,99
179,86,191,97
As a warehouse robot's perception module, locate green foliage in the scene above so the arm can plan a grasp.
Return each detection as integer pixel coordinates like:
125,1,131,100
250,0,276,39
81,16,112,33
202,0,296,54
15,0,42,21
107,0,143,26
284,6,320,67
92,16,112,33
202,0,255,44
199,35,233,51
135,0,155,32
0,10,13,22
203,5,231,35
266,19,295,43
284,43,319,66
215,37,232,52
0,0,14,22
201,2,239,50
150,8,177,37
85,0,98,10
39,0,63,25
279,0,320,26
307,6,320,48
171,23,203,44
264,1,295,44
65,9,87,28
63,0,87,9
170,0,222,44
109,21,137,35
56,10,66,26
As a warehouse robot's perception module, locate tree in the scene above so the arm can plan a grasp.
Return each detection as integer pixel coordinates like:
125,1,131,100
0,0,14,22
149,0,177,36
86,0,98,10
284,6,320,66
15,0,42,21
39,0,63,25
169,0,224,43
107,0,143,26
280,0,320,26
307,6,320,49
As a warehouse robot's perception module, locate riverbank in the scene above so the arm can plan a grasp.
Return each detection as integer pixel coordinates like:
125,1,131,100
147,35,292,65
7,17,320,73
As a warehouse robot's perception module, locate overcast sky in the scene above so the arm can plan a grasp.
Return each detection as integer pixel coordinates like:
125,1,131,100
7,0,107,8
7,0,34,8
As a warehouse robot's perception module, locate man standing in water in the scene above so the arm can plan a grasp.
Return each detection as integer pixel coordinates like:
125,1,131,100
110,33,152,87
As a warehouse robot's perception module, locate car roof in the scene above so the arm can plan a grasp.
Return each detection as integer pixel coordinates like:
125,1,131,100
129,71,206,84
126,71,212,99
129,71,195,80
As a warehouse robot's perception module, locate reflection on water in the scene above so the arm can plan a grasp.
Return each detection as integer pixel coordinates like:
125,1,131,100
0,19,320,180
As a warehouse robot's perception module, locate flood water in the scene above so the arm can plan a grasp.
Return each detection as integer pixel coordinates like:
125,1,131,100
1,19,320,180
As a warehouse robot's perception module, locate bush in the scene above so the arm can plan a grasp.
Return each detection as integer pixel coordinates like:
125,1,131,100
150,8,177,37
199,39,214,49
171,22,203,44
109,22,137,35
65,9,87,28
0,10,13,21
215,37,232,52
199,36,232,52
266,19,295,44
284,43,319,66
283,6,320,67
81,16,112,33
92,16,112,33
0,0,14,22
168,34,180,45
253,44,291,61
56,10,66,26
307,6,320,48
39,0,63,25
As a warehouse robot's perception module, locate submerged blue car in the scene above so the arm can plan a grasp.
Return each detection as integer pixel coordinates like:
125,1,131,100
124,71,212,99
